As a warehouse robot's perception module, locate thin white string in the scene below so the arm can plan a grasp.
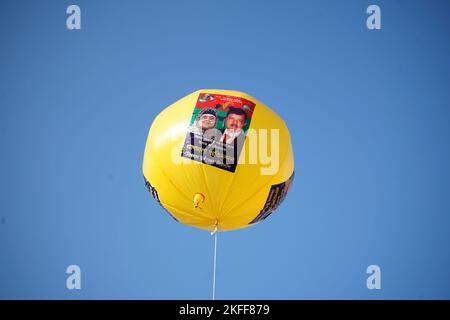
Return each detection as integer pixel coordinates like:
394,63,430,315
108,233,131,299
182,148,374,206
211,226,218,300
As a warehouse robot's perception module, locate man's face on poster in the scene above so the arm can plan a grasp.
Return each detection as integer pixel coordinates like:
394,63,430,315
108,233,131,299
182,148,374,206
225,113,245,133
199,114,216,130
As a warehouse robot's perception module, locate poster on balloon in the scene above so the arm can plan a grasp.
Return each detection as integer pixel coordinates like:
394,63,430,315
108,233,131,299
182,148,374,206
181,92,256,172
250,172,295,225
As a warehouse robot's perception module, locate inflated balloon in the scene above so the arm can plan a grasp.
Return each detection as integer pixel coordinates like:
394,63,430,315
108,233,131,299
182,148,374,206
143,89,294,232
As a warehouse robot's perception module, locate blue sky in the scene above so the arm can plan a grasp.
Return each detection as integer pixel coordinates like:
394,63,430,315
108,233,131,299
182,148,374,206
1,0,449,299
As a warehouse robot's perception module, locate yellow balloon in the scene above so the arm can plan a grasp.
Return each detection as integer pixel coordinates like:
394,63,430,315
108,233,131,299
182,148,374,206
143,89,294,232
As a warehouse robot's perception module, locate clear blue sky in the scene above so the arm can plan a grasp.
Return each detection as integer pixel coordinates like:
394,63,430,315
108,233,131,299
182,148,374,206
1,0,449,299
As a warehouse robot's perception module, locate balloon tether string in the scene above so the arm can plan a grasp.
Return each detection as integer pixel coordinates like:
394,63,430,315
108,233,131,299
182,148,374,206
211,222,218,300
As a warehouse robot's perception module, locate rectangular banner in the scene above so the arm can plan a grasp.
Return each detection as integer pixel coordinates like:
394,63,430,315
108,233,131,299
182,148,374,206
181,92,256,172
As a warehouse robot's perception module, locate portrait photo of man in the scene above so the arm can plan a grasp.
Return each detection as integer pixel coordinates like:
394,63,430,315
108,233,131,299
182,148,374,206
220,107,247,145
189,108,222,141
